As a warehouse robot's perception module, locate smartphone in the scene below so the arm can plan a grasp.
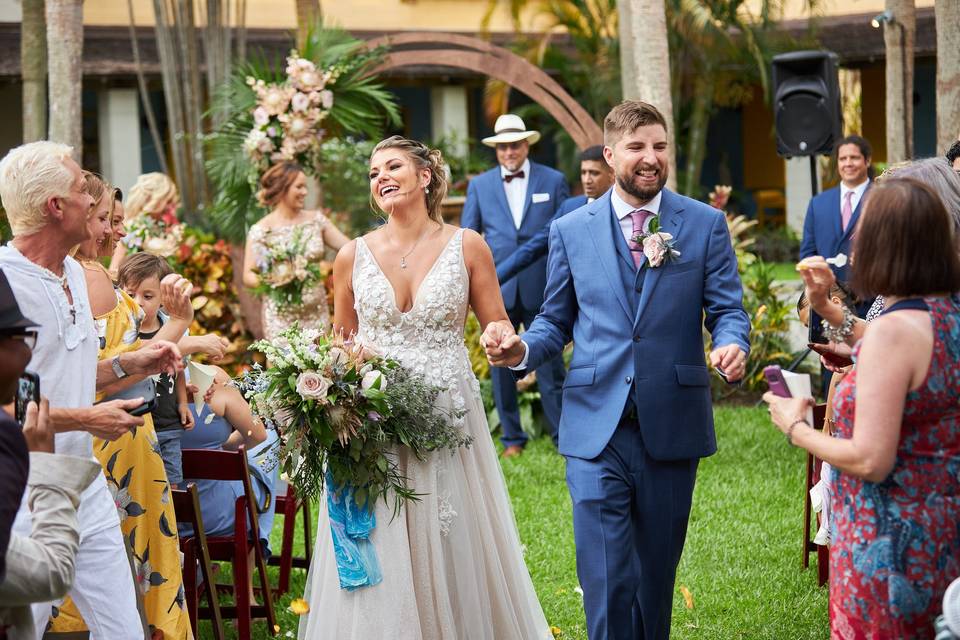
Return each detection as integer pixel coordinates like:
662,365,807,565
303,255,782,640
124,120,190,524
808,343,854,369
15,371,40,425
763,365,792,398
127,397,157,417
808,308,828,345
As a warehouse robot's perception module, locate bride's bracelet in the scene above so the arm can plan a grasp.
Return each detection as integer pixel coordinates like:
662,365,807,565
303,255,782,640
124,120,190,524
821,304,855,343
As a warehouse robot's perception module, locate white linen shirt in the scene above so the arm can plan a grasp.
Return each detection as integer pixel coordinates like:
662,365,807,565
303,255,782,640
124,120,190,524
501,159,531,229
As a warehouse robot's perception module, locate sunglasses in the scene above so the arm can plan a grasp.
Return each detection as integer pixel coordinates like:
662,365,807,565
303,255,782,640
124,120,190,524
496,142,526,151
0,330,37,350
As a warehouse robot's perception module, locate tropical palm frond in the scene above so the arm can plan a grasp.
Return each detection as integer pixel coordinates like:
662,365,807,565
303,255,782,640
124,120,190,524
205,20,398,244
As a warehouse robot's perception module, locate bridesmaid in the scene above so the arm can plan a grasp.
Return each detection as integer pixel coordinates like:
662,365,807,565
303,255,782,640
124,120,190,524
242,162,350,339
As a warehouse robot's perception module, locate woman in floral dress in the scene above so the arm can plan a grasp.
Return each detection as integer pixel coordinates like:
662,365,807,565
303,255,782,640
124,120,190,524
52,174,195,639
242,162,350,339
765,178,960,639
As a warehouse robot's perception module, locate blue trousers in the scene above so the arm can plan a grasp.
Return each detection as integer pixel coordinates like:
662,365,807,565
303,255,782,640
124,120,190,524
565,418,699,640
491,305,565,448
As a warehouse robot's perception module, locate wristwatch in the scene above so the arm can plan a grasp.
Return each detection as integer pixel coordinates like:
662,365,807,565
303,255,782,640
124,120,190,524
111,354,129,379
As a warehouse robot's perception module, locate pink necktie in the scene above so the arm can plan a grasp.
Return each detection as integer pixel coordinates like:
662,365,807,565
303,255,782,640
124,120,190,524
627,209,653,268
841,191,853,232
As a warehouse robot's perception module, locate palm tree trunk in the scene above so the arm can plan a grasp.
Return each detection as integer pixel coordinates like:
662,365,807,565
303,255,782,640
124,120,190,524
45,0,83,157
296,0,321,50
616,0,677,190
153,0,190,204
127,0,168,175
683,73,714,198
935,0,960,147
21,0,46,143
883,0,915,163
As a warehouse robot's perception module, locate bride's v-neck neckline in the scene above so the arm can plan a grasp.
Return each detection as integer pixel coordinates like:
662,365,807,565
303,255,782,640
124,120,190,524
359,229,461,316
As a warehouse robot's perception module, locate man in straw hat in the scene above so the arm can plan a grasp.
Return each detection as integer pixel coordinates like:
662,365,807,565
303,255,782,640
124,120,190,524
461,114,569,457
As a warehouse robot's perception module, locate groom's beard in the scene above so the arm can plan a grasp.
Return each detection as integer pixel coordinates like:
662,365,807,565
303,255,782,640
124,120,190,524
616,166,667,203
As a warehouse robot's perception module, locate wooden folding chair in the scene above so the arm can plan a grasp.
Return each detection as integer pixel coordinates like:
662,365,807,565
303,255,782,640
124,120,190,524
171,483,225,640
268,481,313,596
802,403,829,587
181,447,278,638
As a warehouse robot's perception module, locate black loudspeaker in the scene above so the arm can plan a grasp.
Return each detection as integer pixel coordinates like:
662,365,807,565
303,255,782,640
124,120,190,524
772,51,842,157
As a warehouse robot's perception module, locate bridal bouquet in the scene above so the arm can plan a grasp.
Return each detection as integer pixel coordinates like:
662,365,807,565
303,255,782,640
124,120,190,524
251,226,322,306
122,210,185,258
239,325,471,514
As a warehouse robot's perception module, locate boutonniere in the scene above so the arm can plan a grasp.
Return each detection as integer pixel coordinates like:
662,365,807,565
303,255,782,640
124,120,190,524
631,215,681,268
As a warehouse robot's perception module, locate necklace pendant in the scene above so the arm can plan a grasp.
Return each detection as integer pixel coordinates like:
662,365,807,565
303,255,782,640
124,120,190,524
400,257,407,269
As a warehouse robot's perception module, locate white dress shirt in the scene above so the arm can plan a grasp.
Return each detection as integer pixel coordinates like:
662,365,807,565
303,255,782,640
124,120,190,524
611,188,662,244
507,188,665,370
501,159,531,229
839,178,869,219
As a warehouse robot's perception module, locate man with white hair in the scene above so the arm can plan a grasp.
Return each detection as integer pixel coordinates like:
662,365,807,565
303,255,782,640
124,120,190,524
0,141,184,638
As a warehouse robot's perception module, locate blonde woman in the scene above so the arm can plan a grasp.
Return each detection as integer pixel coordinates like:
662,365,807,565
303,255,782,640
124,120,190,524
108,172,180,277
242,162,350,338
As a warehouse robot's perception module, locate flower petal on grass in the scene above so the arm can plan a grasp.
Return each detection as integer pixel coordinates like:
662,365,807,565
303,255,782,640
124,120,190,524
679,584,694,610
288,598,310,615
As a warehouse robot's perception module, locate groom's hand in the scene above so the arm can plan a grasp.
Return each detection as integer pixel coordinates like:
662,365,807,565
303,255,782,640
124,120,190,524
481,321,525,368
710,344,747,382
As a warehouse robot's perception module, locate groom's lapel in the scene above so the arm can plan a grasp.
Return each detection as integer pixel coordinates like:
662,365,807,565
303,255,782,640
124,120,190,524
588,193,633,321
634,189,685,330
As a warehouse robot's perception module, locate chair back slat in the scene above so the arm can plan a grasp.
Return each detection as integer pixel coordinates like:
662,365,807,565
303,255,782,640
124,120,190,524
181,447,248,481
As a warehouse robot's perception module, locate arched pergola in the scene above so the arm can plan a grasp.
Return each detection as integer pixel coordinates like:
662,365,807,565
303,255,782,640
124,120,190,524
365,33,603,150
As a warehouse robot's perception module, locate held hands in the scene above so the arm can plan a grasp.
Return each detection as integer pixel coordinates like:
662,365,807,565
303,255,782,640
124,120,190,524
481,321,525,368
22,397,53,453
160,273,194,324
84,398,146,440
709,344,747,382
762,392,815,435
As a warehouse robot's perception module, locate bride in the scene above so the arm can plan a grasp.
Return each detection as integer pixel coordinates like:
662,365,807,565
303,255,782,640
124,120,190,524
298,136,551,639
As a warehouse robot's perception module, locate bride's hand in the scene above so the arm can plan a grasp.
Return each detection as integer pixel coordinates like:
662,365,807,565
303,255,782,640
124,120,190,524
482,321,525,368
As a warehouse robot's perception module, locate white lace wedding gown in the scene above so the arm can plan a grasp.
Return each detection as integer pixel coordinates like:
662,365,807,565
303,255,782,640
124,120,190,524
298,229,551,640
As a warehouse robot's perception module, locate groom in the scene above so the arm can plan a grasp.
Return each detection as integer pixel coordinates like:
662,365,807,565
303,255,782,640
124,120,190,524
483,100,750,640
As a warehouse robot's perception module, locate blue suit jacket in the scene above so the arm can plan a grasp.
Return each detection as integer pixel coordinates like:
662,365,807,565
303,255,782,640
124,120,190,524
521,189,751,461
496,194,590,283
461,162,569,309
800,182,870,283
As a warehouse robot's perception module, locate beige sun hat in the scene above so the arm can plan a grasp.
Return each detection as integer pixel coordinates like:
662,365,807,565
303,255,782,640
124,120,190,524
481,114,541,147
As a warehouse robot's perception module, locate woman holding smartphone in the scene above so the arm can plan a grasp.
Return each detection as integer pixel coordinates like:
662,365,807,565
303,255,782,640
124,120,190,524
765,178,960,638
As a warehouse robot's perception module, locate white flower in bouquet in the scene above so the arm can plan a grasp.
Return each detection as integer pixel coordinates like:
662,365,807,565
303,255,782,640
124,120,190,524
143,234,179,257
295,371,332,401
260,86,293,116
253,106,270,126
320,90,334,110
291,92,310,113
361,370,386,391
270,261,295,286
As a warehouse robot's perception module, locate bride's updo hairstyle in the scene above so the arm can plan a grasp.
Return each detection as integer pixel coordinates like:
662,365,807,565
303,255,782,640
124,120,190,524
371,136,448,225
258,161,304,209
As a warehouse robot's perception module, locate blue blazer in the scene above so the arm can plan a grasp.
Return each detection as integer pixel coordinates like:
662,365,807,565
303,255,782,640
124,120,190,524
800,182,870,283
461,162,569,309
496,194,589,283
521,189,751,461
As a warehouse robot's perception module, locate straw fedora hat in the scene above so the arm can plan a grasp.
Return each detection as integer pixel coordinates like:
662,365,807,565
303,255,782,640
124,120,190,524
482,114,541,147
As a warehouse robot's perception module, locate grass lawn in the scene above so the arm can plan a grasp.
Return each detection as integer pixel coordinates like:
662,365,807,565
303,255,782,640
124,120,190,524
769,261,800,282
202,405,827,639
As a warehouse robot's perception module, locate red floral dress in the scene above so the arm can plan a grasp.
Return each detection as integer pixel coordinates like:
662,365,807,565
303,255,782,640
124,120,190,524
830,296,960,639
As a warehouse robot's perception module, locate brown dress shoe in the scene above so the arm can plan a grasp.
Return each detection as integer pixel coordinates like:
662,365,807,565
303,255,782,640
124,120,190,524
500,445,524,458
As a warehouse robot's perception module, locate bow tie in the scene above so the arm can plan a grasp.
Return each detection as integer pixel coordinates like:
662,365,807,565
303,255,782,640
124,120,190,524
503,170,525,183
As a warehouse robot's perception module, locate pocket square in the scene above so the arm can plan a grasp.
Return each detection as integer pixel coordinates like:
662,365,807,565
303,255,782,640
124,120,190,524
531,192,550,203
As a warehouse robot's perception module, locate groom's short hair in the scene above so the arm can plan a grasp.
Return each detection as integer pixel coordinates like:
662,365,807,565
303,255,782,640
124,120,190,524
604,101,667,147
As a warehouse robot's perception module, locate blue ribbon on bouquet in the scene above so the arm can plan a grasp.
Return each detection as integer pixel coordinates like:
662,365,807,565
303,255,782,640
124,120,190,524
325,471,382,590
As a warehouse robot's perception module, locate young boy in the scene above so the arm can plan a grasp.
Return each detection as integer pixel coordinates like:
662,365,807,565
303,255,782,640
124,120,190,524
118,253,194,487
